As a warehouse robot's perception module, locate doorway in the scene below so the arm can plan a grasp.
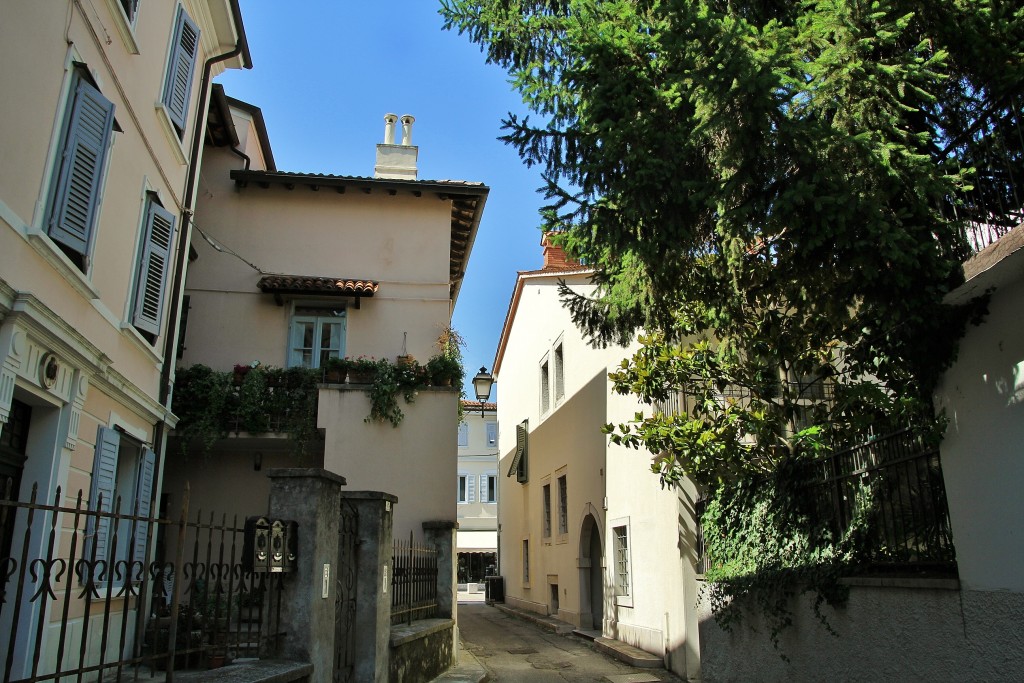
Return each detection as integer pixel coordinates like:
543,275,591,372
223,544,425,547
579,512,603,630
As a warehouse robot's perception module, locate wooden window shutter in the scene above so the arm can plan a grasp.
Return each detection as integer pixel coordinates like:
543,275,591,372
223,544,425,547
49,77,115,260
132,199,176,336
467,473,476,503
88,427,121,571
132,447,156,565
162,7,200,132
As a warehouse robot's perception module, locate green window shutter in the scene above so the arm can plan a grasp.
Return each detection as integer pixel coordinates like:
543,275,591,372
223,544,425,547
49,77,115,260
132,447,156,566
132,199,176,336
89,427,121,573
162,7,200,133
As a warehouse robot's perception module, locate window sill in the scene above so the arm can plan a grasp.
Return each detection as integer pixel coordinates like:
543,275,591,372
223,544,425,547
102,0,140,54
154,103,188,166
615,594,633,608
120,322,164,365
25,228,101,300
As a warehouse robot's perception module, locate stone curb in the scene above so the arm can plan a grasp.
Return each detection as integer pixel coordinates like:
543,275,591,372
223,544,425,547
427,642,488,683
492,603,575,634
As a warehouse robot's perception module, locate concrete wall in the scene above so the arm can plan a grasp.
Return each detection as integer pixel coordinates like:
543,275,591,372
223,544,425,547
698,583,1024,682
319,387,458,541
935,273,1024,593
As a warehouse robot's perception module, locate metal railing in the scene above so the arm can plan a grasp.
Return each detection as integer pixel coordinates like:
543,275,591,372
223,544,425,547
390,532,438,626
801,428,956,573
0,478,285,682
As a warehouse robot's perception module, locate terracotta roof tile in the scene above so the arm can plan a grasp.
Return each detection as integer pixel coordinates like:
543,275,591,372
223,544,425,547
257,275,379,296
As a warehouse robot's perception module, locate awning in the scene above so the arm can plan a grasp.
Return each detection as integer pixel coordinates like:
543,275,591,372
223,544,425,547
456,530,497,553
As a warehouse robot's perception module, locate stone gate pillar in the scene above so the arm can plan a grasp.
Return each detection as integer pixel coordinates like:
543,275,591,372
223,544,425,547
422,520,457,620
341,491,397,683
266,468,347,683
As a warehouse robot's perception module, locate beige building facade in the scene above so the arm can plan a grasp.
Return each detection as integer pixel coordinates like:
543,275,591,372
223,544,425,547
164,96,489,542
456,400,499,588
492,237,702,680
0,0,249,678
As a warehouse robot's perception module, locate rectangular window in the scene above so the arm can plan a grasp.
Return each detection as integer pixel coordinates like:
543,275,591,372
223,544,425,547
554,343,564,401
613,524,631,600
557,475,568,535
540,359,550,414
47,66,115,272
458,422,469,447
522,539,530,584
457,474,469,503
542,484,552,538
289,312,345,368
480,473,497,503
486,421,498,448
89,426,155,587
119,0,139,23
131,195,176,339
162,6,200,136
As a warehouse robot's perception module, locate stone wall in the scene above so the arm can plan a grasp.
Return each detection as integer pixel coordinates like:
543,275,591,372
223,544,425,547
389,619,455,683
698,582,1024,682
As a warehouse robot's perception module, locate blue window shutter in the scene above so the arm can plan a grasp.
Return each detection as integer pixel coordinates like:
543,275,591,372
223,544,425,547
89,427,120,572
132,200,176,336
132,447,156,565
162,7,200,132
49,77,115,259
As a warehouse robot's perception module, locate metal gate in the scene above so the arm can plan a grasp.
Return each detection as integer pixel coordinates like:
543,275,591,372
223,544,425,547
333,499,358,683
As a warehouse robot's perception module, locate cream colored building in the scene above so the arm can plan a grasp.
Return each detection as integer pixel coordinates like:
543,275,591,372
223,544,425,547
0,0,249,678
163,97,489,542
456,400,499,589
492,237,702,680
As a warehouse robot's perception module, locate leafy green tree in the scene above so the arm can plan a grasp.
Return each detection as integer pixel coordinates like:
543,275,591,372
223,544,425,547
442,0,1023,489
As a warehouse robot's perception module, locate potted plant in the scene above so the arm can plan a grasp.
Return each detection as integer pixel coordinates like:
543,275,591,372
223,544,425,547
323,356,348,383
347,356,378,384
426,354,461,386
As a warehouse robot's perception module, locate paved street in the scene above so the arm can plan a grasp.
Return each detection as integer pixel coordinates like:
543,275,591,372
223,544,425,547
456,603,684,683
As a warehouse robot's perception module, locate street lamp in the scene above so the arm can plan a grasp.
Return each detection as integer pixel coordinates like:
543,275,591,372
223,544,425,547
471,366,494,415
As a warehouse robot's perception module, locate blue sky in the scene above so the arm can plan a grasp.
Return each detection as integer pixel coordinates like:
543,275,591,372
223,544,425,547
215,0,552,401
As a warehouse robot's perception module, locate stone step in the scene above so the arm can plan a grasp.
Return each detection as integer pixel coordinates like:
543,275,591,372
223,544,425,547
593,637,663,669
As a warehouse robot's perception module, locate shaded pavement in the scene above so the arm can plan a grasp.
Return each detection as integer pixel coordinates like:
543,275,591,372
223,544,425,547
452,602,684,683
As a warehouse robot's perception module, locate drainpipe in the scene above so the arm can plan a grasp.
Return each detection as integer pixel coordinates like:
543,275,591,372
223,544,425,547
154,1,251,481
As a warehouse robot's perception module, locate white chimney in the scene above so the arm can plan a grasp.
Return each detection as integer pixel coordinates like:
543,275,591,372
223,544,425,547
374,112,418,180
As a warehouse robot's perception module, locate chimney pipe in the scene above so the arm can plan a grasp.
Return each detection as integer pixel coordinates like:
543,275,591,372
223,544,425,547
400,115,415,146
384,113,398,145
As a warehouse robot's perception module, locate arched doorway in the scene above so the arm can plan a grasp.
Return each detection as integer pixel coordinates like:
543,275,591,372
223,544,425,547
578,511,603,630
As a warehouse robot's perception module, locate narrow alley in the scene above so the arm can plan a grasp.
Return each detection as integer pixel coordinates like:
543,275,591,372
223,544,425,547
444,602,684,683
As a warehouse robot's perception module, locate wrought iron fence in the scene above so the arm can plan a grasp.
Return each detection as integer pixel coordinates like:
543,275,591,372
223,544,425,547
0,478,285,682
801,427,957,573
390,532,438,626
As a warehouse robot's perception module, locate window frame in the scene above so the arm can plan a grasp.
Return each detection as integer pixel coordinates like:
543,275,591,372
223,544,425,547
485,421,498,448
553,340,564,402
539,355,551,415
457,473,469,504
288,309,346,369
88,426,155,589
522,538,530,586
557,474,568,537
611,518,633,607
480,472,497,503
542,483,552,539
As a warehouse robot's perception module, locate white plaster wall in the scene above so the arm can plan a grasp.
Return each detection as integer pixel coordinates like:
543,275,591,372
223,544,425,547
183,146,455,369
935,274,1024,592
319,387,458,541
698,585,1024,682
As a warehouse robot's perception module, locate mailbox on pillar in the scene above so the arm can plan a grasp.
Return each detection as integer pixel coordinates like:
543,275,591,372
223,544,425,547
244,516,298,573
